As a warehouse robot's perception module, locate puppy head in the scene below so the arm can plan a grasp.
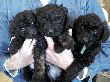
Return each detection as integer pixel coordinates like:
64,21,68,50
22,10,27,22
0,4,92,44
72,14,109,48
36,4,70,37
9,10,38,39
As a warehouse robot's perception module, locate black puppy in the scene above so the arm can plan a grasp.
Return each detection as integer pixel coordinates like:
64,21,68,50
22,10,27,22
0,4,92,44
58,13,109,81
9,10,38,54
33,4,75,82
9,10,38,81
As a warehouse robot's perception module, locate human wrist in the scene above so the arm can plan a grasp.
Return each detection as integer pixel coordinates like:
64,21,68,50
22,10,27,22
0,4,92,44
63,58,74,70
5,52,20,70
60,49,74,70
4,59,18,77
5,59,13,70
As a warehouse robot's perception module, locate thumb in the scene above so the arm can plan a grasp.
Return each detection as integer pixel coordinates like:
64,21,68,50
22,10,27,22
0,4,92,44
45,36,54,50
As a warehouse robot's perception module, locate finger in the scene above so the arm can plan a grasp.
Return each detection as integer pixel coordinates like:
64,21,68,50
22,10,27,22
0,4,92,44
46,54,56,65
28,56,34,65
46,53,52,62
46,49,56,58
24,55,34,67
22,39,33,48
45,49,58,64
9,37,16,51
29,39,36,50
45,36,54,50
11,36,16,41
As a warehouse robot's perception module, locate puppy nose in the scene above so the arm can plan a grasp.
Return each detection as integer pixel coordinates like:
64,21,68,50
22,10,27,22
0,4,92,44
49,29,54,33
32,31,37,35
30,30,37,36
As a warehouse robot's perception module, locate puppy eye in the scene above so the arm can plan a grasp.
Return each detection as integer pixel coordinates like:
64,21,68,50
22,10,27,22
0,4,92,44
56,19,61,22
80,26,84,31
43,18,46,21
21,28,25,32
81,26,84,29
31,22,34,24
93,30,98,34
56,19,59,21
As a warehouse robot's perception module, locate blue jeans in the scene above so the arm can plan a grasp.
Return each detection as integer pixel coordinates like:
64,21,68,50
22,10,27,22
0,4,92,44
13,69,26,82
13,73,81,82
13,75,26,82
12,70,81,82
4,69,26,82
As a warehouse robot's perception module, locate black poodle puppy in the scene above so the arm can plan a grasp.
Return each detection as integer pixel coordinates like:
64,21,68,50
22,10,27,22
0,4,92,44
33,4,75,82
9,10,38,55
9,10,39,81
58,13,109,81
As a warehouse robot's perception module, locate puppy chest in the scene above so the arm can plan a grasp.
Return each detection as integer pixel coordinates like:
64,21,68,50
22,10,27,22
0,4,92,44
47,63,62,80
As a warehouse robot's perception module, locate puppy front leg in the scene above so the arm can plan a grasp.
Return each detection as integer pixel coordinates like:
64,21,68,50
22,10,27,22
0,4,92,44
58,34,76,51
33,49,46,82
32,36,48,82
9,37,24,55
53,33,75,53
54,40,65,53
60,46,101,82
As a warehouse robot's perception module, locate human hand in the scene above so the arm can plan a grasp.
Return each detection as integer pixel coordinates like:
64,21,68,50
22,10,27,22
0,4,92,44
6,38,36,70
45,37,74,70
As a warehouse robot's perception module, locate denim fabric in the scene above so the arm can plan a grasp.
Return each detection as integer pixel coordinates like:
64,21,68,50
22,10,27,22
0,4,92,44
4,69,26,82
13,75,26,82
49,0,106,21
0,0,42,81
13,69,26,82
0,54,10,72
0,0,110,82
72,78,81,82
49,0,110,82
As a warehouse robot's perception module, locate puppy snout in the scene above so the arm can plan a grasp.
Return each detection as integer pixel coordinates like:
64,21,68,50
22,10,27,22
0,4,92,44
44,23,54,33
30,29,37,36
48,28,54,33
32,31,36,35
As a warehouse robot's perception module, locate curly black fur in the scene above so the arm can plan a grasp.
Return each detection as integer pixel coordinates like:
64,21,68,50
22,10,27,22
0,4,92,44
33,4,75,82
9,4,76,82
9,4,110,82
9,10,38,54
9,10,39,81
57,13,110,82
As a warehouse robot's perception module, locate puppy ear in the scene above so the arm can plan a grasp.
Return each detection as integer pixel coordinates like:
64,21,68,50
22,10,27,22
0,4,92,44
9,19,17,37
60,4,68,14
59,4,72,30
99,22,110,42
65,16,72,31
63,10,72,30
35,7,40,13
9,18,21,38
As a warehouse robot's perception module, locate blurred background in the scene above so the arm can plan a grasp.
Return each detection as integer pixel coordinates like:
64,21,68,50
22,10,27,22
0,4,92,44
99,0,110,24
0,0,110,82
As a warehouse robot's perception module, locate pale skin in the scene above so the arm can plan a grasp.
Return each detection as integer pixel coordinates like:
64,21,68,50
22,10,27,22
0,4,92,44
6,37,74,70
